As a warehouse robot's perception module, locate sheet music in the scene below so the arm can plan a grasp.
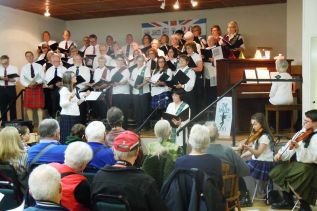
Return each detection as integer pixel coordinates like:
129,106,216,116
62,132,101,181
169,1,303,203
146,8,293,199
211,46,223,66
244,69,257,84
85,91,102,101
256,68,271,84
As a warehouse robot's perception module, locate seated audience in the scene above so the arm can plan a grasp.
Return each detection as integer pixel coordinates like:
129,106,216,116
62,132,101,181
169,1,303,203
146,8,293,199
105,106,125,147
176,124,223,190
27,119,67,167
17,125,31,151
91,131,168,211
270,109,317,211
24,164,68,211
51,141,93,211
142,120,177,189
65,123,86,145
0,126,28,194
269,59,293,105
85,121,115,171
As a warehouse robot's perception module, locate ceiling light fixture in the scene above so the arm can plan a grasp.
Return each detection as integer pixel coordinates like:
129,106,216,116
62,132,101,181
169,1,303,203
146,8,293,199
160,0,166,9
191,0,198,7
173,0,180,9
44,9,50,17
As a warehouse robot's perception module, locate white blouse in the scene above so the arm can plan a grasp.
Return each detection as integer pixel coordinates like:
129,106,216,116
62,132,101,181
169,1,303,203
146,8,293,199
173,66,196,92
59,87,85,116
107,67,130,95
129,65,151,95
150,68,173,96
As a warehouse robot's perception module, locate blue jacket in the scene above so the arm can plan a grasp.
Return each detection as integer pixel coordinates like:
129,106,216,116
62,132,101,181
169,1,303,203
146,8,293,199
86,142,116,170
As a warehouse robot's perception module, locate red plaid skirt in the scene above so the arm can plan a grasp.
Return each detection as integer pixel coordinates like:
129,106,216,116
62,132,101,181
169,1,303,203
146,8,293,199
24,85,45,109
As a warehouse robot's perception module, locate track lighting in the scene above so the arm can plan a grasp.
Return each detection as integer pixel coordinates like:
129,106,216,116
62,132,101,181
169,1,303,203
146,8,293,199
191,0,198,7
44,9,50,17
160,0,166,9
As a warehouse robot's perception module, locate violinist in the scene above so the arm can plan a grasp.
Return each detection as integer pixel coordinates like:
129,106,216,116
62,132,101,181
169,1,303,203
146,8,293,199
269,109,317,211
240,113,275,182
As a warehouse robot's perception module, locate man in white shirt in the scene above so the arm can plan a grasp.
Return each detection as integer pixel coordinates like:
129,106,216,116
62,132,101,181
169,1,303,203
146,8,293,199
105,35,115,58
59,30,76,57
79,36,90,55
93,44,115,70
45,54,66,118
84,34,100,57
0,55,18,124
122,34,134,61
20,51,45,122
270,109,317,211
68,54,91,124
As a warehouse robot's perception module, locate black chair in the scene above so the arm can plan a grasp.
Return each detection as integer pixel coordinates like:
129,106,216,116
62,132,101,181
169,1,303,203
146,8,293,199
92,194,131,211
82,172,96,184
0,162,23,210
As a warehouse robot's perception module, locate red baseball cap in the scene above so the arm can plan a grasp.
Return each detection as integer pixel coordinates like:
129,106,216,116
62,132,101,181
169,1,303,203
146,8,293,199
113,131,140,152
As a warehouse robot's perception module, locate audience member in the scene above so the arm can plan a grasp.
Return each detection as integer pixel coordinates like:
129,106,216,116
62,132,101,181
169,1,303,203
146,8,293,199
24,164,68,211
65,123,86,145
105,106,125,147
85,121,115,171
176,124,223,190
91,131,169,211
27,119,67,167
17,125,31,151
51,141,93,211
0,126,28,193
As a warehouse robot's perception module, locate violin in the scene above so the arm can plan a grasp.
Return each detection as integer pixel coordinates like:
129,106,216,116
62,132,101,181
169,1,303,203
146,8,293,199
245,128,264,146
289,128,314,150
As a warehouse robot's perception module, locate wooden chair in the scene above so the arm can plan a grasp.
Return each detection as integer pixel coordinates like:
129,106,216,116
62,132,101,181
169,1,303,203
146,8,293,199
222,163,241,211
265,104,302,134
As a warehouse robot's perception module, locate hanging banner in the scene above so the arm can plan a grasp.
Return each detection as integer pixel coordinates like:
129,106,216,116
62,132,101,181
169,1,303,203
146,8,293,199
215,97,232,138
141,18,207,39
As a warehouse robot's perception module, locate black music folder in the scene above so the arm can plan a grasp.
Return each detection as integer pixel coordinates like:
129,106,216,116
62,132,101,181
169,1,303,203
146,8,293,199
76,75,86,84
62,61,73,69
7,73,20,78
174,70,190,85
85,55,96,68
188,56,197,68
150,60,157,70
141,45,151,54
166,60,177,71
36,59,47,66
162,107,190,128
158,73,169,82
201,49,213,61
47,76,62,86
92,79,110,88
110,71,124,83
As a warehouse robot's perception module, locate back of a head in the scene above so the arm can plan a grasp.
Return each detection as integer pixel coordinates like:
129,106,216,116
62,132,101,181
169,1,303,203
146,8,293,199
204,121,219,143
154,120,171,141
70,124,86,138
107,107,124,128
64,142,93,171
184,31,194,40
188,124,210,151
28,164,61,202
275,59,289,73
85,121,105,142
39,119,60,139
0,126,23,160
113,131,140,161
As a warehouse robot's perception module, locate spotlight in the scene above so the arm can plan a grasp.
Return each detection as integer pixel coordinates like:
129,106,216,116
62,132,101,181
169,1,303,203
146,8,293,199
44,9,50,17
173,0,180,9
191,0,198,7
160,0,165,9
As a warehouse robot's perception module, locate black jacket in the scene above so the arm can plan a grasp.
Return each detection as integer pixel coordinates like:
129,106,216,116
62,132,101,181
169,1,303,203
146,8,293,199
160,168,224,211
91,166,169,211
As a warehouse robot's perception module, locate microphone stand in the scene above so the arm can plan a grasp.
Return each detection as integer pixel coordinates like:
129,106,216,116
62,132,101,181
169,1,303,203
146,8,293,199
135,100,163,134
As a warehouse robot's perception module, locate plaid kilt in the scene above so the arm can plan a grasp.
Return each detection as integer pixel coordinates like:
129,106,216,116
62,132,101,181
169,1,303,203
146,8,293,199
59,115,80,144
151,92,171,109
246,159,275,181
269,162,317,204
24,85,45,109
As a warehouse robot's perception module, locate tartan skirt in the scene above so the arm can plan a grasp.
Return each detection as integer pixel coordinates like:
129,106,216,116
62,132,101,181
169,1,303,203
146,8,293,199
24,86,45,109
59,115,80,144
246,159,275,181
269,162,317,204
151,91,171,109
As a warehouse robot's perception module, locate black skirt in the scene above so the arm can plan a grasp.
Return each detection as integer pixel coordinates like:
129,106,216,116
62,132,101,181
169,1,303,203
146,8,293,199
59,115,80,144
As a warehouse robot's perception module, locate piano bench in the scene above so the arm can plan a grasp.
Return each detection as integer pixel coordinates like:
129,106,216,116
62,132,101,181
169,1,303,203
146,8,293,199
265,104,302,134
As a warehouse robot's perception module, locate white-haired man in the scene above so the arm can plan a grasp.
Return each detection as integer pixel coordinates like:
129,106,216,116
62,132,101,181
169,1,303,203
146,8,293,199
85,121,115,171
27,119,67,167
91,131,168,211
51,141,93,211
24,164,68,211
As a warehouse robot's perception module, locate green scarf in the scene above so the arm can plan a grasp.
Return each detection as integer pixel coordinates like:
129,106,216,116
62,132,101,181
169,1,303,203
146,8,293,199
139,66,147,95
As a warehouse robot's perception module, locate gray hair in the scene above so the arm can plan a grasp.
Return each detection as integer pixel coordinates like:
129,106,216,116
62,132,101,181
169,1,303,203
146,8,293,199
275,59,289,73
113,147,139,161
85,121,105,142
64,142,93,171
38,119,60,139
183,31,194,40
188,124,210,151
28,164,61,201
107,107,124,127
204,121,219,143
154,120,171,141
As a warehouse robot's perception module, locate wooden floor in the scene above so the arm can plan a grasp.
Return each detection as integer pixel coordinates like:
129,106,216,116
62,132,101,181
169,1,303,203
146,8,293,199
241,201,317,211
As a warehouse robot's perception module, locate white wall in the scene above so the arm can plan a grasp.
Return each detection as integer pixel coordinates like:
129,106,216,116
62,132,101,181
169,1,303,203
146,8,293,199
287,0,302,65
0,5,65,68
66,3,287,58
302,0,317,110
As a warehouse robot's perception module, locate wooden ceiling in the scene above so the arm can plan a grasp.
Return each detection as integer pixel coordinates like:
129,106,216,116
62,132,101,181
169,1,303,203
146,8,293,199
0,0,286,20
